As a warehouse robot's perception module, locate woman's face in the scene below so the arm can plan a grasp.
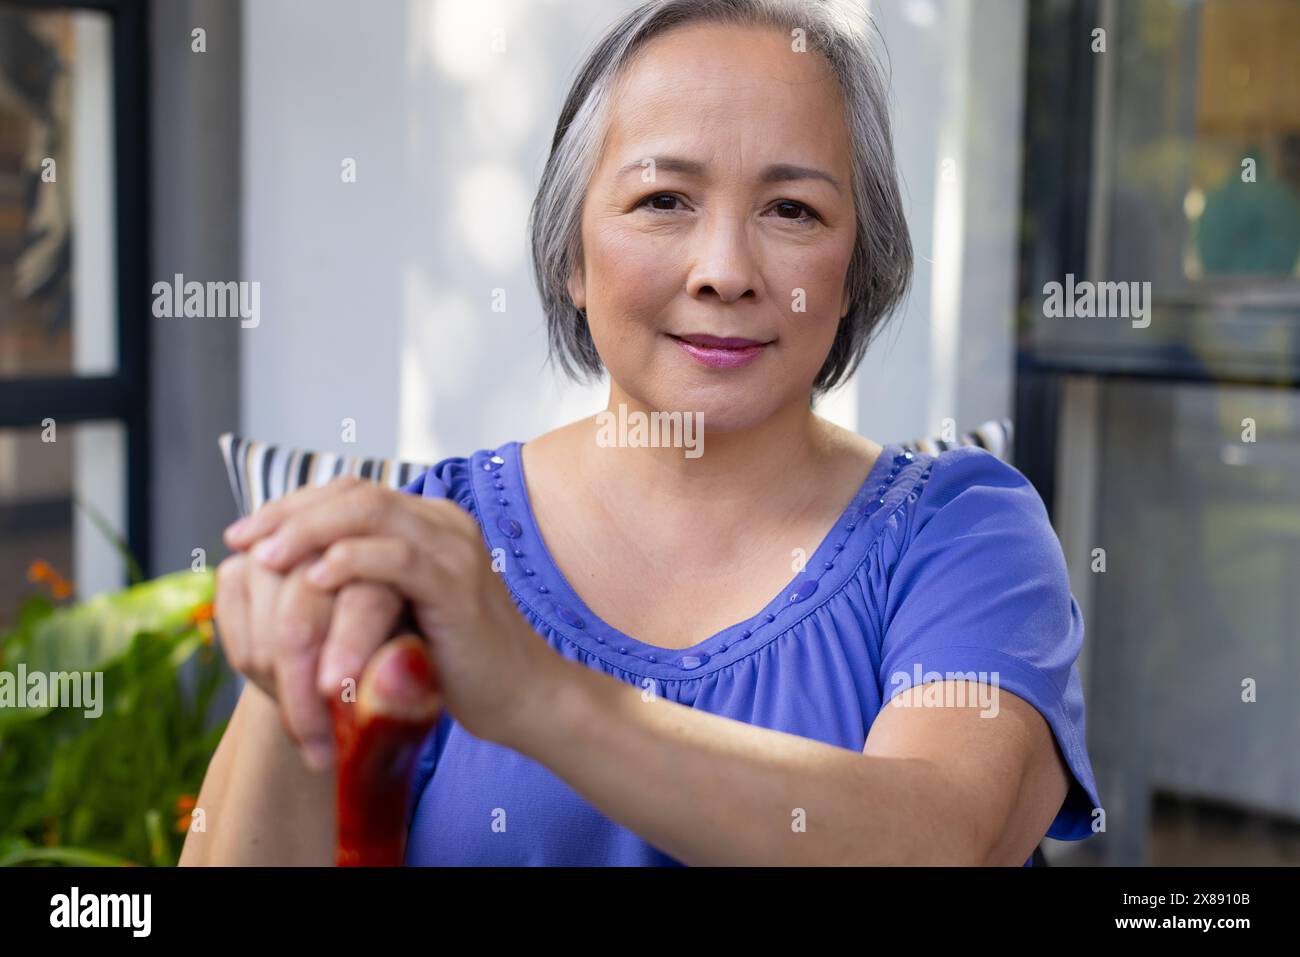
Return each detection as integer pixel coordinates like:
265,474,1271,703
568,22,858,432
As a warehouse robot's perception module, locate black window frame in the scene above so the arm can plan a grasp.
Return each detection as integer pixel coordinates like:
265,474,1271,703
0,0,151,576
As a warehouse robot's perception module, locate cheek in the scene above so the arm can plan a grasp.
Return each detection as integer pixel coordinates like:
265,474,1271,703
584,224,681,328
766,242,853,344
766,239,850,312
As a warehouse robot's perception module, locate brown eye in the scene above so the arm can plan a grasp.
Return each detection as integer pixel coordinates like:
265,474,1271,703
772,201,814,221
640,193,682,212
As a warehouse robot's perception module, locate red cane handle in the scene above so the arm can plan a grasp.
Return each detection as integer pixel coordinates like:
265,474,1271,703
330,634,441,867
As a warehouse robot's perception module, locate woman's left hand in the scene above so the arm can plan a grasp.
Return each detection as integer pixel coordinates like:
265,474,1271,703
223,476,559,747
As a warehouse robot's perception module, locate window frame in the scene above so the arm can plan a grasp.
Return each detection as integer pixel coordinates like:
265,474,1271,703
1015,0,1300,512
0,0,152,575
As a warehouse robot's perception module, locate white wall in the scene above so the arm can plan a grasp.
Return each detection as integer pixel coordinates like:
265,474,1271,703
242,1,407,460
856,0,1025,445
242,0,618,464
242,0,1024,459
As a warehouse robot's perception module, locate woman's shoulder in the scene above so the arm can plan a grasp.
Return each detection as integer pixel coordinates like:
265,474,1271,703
870,442,1076,661
863,442,1066,598
862,441,1068,613
898,442,1056,548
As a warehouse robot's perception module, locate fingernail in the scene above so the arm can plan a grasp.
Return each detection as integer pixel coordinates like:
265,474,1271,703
225,516,251,538
252,536,283,564
305,559,329,585
302,736,334,772
372,644,436,707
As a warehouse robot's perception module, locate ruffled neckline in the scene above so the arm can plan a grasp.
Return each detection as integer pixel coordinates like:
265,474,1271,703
464,440,934,679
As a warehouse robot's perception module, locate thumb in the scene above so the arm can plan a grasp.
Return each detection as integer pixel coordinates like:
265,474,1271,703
357,633,442,721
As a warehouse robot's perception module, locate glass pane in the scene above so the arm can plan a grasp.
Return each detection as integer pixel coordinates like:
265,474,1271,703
0,6,116,378
0,421,126,631
1104,0,1300,290
1022,0,1300,380
1085,379,1300,860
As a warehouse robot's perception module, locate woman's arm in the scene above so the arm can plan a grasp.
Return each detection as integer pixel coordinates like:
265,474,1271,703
179,681,334,866
226,480,1072,866
507,660,1070,866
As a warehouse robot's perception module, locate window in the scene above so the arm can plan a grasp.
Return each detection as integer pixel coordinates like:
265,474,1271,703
0,0,149,626
1019,0,1300,865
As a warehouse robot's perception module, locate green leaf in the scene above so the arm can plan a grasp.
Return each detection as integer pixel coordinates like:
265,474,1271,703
0,845,138,868
9,569,213,675
0,568,227,866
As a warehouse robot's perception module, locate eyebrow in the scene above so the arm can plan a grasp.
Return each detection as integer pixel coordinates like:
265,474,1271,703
616,156,843,194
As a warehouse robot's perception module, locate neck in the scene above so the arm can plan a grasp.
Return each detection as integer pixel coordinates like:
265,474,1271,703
572,384,839,521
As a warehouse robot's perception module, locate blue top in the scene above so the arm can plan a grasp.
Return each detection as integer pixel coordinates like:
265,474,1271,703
398,439,1101,866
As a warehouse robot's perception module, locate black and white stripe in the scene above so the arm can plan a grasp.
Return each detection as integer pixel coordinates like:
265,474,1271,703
217,432,433,518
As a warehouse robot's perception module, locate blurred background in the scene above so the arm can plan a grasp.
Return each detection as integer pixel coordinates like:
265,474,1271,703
0,0,1297,866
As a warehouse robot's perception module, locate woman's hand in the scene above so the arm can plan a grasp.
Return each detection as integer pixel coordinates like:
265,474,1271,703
213,528,405,769
222,475,557,748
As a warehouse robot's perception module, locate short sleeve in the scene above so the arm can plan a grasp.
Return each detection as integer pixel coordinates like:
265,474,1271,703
400,465,449,499
398,455,475,513
877,447,1101,842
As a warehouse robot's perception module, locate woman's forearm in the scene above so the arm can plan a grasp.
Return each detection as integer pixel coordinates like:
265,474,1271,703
507,656,991,866
180,682,334,866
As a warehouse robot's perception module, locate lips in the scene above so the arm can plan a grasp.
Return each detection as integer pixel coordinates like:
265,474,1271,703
668,332,772,370
671,333,771,349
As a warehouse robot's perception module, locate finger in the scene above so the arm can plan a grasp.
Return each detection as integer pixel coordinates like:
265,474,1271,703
223,473,364,550
272,558,337,771
249,484,456,571
304,535,460,602
317,582,403,701
213,554,251,674
244,558,287,701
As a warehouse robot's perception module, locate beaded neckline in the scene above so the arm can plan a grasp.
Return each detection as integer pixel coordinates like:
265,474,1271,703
470,439,935,679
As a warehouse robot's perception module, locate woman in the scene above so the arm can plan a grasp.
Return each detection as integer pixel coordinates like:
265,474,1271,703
182,0,1100,866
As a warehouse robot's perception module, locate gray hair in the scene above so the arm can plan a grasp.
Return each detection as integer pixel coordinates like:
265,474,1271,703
527,0,913,399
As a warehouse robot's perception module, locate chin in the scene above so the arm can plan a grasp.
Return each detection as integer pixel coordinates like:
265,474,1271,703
641,377,790,435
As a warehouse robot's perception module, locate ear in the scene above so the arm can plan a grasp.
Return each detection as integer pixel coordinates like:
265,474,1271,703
839,283,851,320
566,263,587,312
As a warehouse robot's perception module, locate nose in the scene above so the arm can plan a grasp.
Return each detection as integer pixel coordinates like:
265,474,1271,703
686,213,758,305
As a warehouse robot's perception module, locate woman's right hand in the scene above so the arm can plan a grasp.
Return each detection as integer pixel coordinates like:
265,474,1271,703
213,523,406,772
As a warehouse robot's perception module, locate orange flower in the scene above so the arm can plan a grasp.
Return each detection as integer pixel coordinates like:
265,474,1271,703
174,794,198,833
26,559,74,600
186,602,216,643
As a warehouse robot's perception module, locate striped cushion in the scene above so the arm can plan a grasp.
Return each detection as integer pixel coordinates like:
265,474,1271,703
898,417,1013,460
218,418,1014,518
218,433,434,518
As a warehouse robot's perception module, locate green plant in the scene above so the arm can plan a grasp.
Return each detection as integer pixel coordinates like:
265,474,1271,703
0,568,227,866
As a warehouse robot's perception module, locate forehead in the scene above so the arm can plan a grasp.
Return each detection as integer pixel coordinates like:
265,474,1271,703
602,21,851,169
